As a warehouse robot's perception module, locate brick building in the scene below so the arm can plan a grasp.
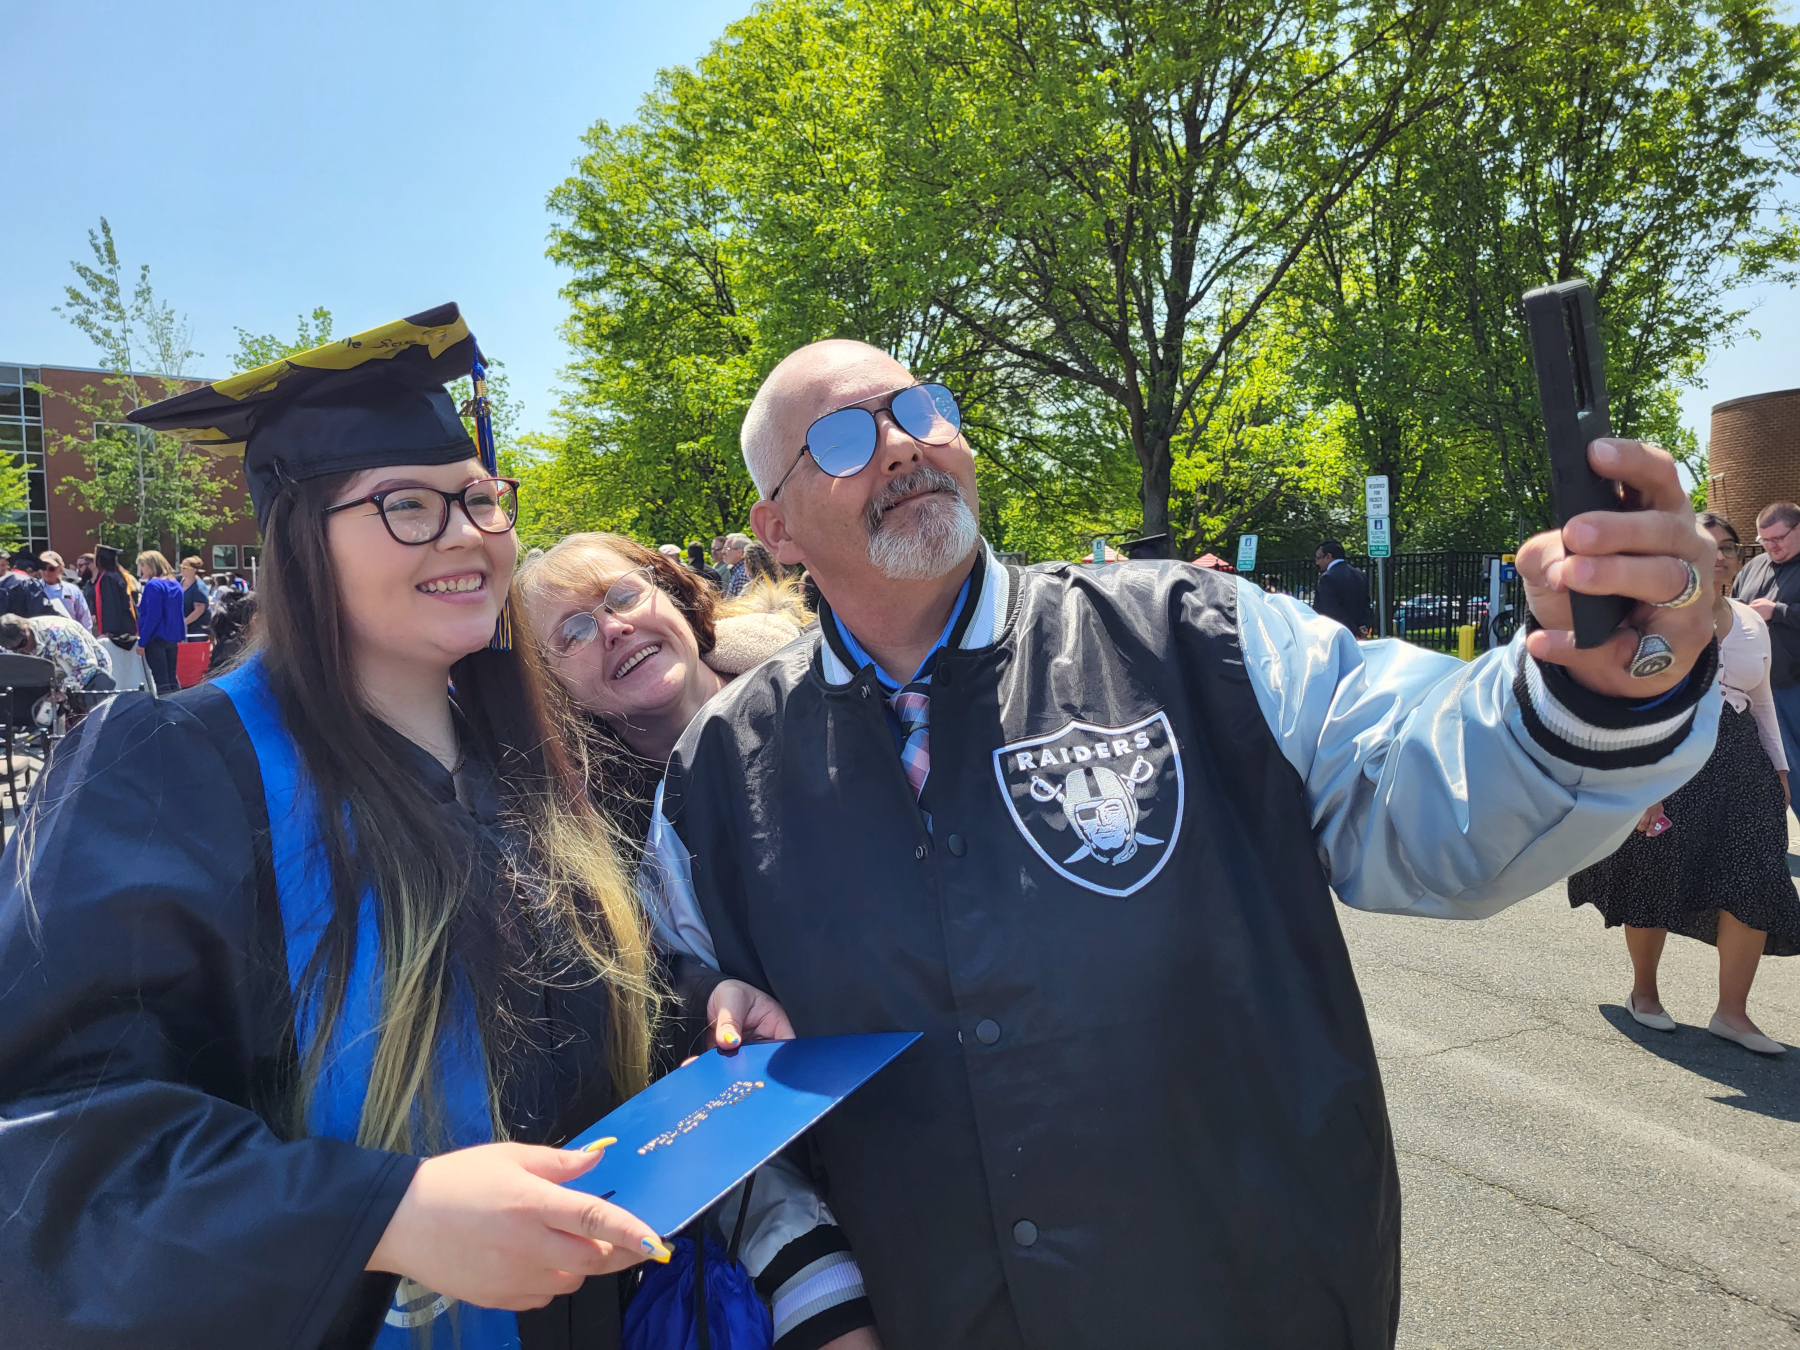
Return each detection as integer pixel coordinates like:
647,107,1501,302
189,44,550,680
0,361,260,574
1709,388,1800,531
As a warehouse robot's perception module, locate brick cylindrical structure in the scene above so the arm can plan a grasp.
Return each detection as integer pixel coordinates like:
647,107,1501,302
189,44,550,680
1709,388,1800,533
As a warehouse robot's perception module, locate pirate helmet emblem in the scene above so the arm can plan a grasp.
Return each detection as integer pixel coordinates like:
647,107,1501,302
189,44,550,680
995,710,1185,898
1033,757,1163,866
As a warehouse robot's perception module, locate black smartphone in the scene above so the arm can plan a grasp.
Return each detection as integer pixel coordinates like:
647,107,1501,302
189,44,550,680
1522,278,1632,649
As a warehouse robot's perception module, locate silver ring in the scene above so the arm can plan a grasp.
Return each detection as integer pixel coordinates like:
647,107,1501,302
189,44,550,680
1653,559,1703,609
1629,632,1675,680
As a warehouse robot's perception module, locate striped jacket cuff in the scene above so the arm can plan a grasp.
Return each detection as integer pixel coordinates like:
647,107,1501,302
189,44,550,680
755,1224,874,1350
1514,638,1718,769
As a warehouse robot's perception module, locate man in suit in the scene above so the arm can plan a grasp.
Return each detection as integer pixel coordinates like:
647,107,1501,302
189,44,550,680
1312,539,1371,636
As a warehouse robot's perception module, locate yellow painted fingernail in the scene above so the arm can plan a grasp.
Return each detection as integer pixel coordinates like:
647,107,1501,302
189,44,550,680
583,1136,618,1154
718,1027,741,1049
641,1237,672,1263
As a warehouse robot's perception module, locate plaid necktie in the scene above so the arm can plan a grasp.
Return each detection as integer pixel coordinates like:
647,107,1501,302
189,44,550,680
889,685,931,801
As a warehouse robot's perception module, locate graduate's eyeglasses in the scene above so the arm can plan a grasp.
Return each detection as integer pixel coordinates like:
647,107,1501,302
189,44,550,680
1716,541,1744,560
769,383,962,498
322,476,520,545
550,566,659,656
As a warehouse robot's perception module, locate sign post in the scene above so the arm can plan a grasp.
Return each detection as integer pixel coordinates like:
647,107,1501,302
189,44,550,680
1235,534,1259,573
1365,475,1391,637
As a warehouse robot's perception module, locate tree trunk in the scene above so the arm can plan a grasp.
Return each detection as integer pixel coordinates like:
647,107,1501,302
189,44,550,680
1140,441,1172,543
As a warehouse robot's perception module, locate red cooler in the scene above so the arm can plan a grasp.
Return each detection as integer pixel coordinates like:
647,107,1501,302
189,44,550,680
177,641,212,688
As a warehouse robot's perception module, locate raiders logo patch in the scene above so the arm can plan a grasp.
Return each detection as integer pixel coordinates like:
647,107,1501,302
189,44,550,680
992,710,1183,897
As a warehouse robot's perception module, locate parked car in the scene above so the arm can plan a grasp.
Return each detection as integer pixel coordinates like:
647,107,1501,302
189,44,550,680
1393,594,1453,634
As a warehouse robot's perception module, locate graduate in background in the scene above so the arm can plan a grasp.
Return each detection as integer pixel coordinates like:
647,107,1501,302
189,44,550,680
0,305,785,1350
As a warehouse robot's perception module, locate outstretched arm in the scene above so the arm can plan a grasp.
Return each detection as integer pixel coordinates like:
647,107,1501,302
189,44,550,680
1234,439,1719,919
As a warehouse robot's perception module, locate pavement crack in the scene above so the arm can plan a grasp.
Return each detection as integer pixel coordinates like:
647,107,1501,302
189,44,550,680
1398,1146,1800,1330
1381,1020,1553,1061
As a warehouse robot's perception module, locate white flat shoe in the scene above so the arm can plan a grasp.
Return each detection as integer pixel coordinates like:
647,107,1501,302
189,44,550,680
1627,994,1676,1032
1708,1014,1786,1055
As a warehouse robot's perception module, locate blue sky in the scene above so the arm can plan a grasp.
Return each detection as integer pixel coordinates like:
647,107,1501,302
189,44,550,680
2,0,754,431
3,0,1793,453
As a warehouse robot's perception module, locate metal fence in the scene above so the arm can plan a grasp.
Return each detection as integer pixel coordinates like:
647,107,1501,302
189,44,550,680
1249,550,1527,653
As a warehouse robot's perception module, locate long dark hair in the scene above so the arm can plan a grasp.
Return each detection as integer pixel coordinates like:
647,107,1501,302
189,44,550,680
258,475,661,1151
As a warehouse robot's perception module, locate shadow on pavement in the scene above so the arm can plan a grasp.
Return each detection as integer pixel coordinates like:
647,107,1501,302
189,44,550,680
1598,1004,1798,1123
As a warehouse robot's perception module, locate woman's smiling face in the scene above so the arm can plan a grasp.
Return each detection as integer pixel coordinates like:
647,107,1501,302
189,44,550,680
528,547,709,728
324,459,518,673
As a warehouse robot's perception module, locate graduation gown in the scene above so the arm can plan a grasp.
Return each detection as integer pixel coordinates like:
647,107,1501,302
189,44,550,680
0,683,682,1350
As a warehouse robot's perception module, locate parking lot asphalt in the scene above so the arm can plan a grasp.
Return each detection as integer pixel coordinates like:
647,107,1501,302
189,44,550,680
1338,861,1800,1349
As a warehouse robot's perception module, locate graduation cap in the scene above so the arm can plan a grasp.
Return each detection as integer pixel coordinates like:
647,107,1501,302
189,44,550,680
128,302,510,647
125,302,500,527
1120,532,1169,560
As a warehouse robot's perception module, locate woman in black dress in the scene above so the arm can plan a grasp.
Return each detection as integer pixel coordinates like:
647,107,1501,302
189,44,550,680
1569,512,1797,1055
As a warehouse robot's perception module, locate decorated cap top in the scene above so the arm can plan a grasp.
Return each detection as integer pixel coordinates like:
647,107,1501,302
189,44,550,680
127,302,480,527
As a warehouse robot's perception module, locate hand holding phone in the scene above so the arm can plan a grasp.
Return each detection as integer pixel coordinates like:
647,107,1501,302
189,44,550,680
1512,279,1715,699
1523,280,1632,649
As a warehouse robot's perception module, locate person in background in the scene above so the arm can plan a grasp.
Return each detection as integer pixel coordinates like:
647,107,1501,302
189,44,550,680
0,611,114,692
709,534,732,592
0,550,58,619
1311,538,1371,635
39,551,93,630
722,532,751,597
657,543,684,562
1732,500,1800,821
741,537,786,586
92,546,135,638
207,588,257,674
684,540,713,578
179,555,212,638
135,550,187,693
75,553,98,619
1571,512,1797,1055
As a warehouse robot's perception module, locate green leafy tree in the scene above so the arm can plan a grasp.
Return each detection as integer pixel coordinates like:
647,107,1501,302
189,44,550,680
44,219,238,557
855,0,1463,547
232,307,335,371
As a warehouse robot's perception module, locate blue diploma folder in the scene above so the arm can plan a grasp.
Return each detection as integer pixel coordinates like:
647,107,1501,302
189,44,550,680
562,1032,920,1237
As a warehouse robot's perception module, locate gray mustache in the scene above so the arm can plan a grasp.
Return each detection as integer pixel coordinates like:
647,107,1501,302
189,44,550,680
866,468,965,533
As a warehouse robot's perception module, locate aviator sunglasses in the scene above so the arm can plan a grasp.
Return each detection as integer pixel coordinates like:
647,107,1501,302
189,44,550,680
322,476,520,546
770,383,963,497
550,565,660,657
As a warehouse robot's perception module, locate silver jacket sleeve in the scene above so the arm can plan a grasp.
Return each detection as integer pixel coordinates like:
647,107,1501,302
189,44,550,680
1232,576,1720,920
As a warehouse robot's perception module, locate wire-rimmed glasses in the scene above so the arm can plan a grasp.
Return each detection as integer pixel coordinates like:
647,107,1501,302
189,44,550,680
550,566,659,657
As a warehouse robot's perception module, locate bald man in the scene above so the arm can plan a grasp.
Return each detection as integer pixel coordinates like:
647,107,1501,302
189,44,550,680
642,340,1720,1349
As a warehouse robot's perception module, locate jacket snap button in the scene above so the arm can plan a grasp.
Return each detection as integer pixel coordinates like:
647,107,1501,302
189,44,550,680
947,833,966,856
975,1018,1001,1045
1013,1219,1038,1247
914,843,927,860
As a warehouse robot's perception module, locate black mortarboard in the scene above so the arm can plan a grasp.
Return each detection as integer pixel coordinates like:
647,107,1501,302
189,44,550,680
126,302,483,529
1121,533,1169,560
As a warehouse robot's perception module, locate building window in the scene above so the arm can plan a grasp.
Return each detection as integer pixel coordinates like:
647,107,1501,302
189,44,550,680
212,543,238,570
0,366,47,553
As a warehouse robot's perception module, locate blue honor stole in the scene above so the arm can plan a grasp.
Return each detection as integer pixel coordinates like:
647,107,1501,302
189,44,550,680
217,656,521,1349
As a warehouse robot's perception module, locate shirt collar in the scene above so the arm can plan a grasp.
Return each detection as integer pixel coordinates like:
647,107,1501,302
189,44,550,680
819,540,1010,688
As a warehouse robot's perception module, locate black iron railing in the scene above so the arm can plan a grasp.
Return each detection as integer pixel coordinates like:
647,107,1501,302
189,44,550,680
1248,550,1526,653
